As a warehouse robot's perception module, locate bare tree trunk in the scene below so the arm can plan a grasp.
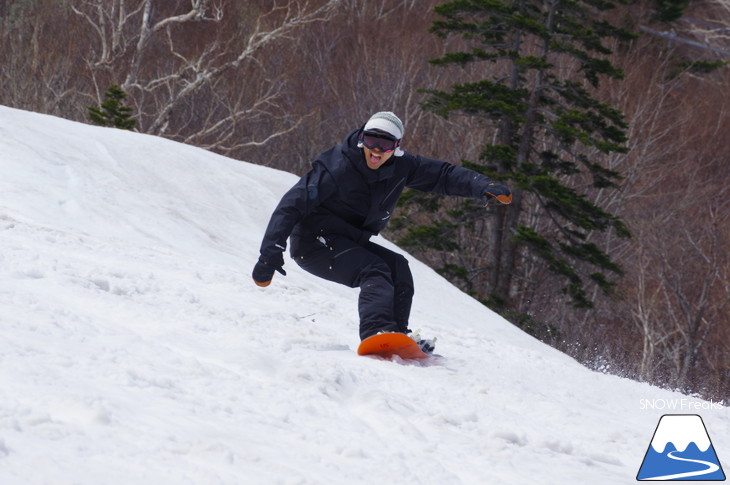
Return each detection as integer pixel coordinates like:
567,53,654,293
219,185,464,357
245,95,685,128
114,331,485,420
71,0,340,149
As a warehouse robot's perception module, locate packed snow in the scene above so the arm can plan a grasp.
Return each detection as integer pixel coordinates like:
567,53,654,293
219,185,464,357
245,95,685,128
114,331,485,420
0,105,727,484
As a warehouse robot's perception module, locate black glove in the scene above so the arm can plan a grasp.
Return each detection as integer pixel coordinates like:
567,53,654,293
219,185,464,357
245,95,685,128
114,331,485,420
481,183,512,205
252,255,286,287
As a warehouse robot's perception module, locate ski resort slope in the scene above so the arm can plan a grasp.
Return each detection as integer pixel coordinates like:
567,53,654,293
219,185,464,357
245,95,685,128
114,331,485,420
0,106,727,485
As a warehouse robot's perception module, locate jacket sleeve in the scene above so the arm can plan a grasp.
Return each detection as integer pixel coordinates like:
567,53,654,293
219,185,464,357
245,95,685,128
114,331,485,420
258,163,334,262
404,154,493,198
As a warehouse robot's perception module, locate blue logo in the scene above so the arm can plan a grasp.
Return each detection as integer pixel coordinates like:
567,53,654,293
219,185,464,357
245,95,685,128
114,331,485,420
637,414,726,481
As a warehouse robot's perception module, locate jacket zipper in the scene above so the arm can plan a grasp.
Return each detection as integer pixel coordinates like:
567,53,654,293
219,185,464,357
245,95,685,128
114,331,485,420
329,246,358,270
333,247,358,260
381,177,406,208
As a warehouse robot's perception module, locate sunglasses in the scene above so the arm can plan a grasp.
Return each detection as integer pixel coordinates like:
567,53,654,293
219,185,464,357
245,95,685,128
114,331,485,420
360,130,400,153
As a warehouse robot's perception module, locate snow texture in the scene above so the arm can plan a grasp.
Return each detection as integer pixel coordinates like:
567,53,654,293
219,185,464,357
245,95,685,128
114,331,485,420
0,105,727,484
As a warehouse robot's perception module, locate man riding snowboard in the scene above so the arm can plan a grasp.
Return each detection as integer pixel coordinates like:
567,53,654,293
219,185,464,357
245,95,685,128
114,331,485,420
253,111,512,353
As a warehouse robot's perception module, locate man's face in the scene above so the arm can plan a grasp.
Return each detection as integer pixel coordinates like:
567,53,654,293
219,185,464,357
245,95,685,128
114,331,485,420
363,145,394,170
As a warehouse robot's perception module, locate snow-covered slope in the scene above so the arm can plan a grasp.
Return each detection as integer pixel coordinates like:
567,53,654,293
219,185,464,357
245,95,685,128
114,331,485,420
0,106,726,484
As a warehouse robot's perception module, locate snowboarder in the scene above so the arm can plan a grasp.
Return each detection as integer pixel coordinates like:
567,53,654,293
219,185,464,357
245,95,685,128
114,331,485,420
252,111,512,352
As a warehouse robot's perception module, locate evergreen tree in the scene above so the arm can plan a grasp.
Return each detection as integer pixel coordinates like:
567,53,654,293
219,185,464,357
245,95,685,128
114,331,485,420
405,0,635,311
88,85,137,130
655,0,691,22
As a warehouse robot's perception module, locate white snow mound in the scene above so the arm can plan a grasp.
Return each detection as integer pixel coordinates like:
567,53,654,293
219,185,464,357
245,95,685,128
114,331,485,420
0,105,727,485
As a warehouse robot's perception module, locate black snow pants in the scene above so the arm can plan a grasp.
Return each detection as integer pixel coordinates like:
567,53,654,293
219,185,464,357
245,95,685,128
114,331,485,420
290,234,414,340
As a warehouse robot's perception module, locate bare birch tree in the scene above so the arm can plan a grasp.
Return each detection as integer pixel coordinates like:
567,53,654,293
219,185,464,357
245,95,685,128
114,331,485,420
71,0,341,153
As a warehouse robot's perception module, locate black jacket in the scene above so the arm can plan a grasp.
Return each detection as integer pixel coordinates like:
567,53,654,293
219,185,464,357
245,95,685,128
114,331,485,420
259,129,493,262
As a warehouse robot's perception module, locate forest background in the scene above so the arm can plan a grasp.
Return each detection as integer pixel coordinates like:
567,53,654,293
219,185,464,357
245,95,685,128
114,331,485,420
1,0,728,401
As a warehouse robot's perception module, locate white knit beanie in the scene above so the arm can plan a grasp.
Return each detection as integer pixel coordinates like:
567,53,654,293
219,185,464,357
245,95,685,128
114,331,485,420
361,111,405,156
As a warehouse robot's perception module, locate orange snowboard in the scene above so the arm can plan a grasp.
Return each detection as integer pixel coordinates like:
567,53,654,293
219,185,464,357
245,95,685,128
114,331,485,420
357,332,430,360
